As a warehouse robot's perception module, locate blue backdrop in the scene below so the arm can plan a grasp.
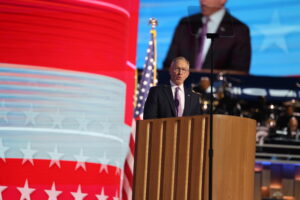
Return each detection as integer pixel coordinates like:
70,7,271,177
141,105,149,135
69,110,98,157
137,0,300,76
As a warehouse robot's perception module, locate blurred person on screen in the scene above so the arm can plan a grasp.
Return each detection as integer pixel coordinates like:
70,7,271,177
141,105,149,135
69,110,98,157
276,105,300,139
144,57,201,119
163,0,251,74
192,76,211,113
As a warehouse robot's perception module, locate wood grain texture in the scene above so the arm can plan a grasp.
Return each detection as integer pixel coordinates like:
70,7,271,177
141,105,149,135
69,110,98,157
209,115,256,200
133,115,256,200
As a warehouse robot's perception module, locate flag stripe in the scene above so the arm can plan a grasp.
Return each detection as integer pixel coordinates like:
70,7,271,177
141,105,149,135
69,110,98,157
124,159,133,187
126,149,134,173
129,135,135,156
122,175,131,200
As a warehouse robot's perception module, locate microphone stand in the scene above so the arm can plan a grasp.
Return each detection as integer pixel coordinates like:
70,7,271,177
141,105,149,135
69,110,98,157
206,33,219,200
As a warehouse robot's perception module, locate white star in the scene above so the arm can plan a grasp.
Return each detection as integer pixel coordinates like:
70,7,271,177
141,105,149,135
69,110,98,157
99,122,110,134
45,182,62,200
20,142,37,165
48,146,64,168
78,113,89,132
98,154,109,174
24,104,38,126
51,108,64,129
115,167,121,175
17,179,35,200
255,11,300,52
71,185,87,200
95,188,108,200
0,185,7,200
114,162,121,175
112,191,119,200
0,138,9,162
74,149,89,171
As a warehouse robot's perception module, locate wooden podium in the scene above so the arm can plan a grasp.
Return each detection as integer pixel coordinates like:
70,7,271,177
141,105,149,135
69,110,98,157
133,114,256,200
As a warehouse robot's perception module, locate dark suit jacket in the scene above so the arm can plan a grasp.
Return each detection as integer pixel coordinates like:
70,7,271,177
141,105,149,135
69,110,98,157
163,10,251,73
143,85,202,119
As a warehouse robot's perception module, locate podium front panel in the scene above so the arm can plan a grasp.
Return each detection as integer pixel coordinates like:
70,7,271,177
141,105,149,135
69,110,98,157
133,115,256,200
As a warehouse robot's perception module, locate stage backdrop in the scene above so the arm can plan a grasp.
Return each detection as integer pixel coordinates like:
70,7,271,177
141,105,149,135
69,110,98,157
0,0,138,199
137,0,300,76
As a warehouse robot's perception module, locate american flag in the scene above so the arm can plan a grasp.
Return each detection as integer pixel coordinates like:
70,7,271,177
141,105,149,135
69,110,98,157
122,24,157,200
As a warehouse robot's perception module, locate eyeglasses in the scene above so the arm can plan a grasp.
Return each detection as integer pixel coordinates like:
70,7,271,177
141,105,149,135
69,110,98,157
173,67,189,73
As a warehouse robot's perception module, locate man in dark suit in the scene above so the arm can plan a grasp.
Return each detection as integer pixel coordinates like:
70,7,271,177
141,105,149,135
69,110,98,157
163,0,251,74
144,57,201,119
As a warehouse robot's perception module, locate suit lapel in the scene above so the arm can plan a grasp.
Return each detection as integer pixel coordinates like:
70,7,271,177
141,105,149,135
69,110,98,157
183,88,191,116
203,11,232,68
162,85,176,117
217,11,233,37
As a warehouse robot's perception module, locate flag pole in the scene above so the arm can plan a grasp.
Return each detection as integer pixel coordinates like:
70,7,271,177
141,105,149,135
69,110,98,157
149,18,158,86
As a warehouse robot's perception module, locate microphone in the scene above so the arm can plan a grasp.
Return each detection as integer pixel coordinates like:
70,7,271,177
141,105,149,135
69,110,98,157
206,33,219,39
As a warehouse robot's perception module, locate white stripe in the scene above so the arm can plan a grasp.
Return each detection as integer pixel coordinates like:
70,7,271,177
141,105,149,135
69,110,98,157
0,127,123,144
126,61,136,70
78,0,130,18
123,175,132,200
131,119,136,141
131,133,135,143
126,151,134,171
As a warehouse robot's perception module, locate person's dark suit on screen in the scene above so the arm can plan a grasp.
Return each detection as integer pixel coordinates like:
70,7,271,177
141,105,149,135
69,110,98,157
163,0,251,74
144,57,201,119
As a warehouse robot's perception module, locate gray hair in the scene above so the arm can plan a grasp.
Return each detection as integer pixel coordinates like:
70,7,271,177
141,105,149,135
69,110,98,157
170,56,190,68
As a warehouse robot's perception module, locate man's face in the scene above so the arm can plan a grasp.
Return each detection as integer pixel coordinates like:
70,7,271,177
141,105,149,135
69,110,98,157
200,0,227,16
169,59,190,86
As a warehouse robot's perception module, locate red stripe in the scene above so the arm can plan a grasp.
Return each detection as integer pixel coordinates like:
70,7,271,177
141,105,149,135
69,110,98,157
129,134,135,155
122,187,128,200
0,158,120,199
123,161,133,188
122,121,135,200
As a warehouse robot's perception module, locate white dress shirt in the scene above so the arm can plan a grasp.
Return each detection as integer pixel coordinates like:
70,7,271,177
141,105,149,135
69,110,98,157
200,8,226,63
170,81,185,114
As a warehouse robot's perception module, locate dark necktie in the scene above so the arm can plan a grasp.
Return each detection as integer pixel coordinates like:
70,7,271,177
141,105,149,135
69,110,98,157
174,87,183,117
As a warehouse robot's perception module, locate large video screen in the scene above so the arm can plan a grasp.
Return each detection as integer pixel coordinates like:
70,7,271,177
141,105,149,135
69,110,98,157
137,0,300,76
0,1,138,199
